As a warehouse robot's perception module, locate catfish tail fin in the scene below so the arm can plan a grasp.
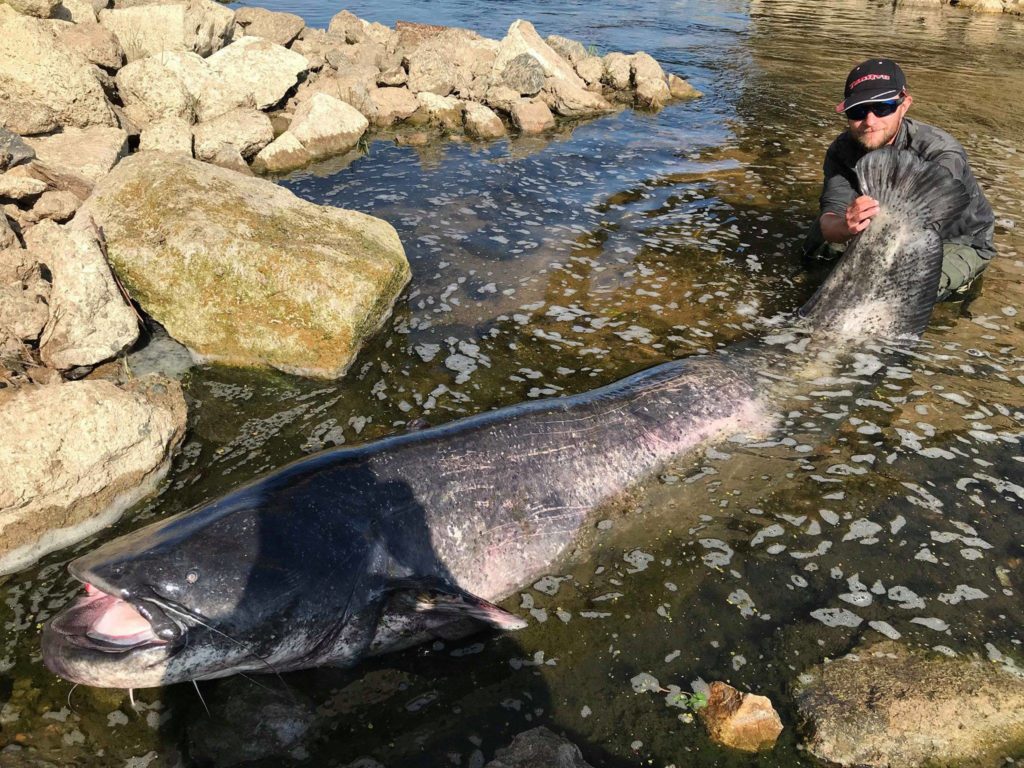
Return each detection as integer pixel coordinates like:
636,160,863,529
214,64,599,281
799,147,971,340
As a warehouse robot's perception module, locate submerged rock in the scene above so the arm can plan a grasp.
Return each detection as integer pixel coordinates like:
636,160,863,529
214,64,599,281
485,727,594,768
796,641,1024,767
698,681,784,752
0,375,187,576
77,151,410,378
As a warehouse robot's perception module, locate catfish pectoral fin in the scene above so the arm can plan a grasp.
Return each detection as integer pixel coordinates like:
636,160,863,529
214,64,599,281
388,577,528,631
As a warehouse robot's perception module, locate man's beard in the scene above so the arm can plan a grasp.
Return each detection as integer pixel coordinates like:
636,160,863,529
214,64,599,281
853,123,899,151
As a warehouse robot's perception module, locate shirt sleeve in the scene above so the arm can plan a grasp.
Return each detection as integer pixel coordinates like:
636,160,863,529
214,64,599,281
819,145,858,217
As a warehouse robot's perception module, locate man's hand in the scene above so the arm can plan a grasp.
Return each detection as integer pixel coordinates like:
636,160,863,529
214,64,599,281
821,195,879,243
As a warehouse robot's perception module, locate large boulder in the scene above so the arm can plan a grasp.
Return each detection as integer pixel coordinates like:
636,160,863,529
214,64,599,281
369,86,418,127
395,25,497,99
0,5,117,135
97,0,234,61
0,375,187,576
77,151,410,378
138,115,193,155
491,20,586,91
26,218,138,369
205,36,309,111
142,51,243,124
541,77,613,117
24,126,128,187
232,6,304,47
796,642,1024,767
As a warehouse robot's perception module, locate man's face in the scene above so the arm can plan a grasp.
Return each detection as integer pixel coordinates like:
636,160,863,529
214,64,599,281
847,93,913,151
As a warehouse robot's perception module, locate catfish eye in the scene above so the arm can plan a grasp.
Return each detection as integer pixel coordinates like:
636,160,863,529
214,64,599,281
186,570,199,584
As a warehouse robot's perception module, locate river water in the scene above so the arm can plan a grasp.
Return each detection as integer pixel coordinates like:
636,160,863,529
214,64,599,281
2,1,1023,766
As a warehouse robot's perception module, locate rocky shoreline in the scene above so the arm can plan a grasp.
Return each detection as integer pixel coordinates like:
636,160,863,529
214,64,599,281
0,0,703,576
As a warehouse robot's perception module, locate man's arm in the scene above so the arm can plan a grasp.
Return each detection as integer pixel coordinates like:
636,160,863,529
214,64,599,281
820,196,880,243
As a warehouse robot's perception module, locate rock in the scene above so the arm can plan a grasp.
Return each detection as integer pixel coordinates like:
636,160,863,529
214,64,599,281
0,248,48,341
482,84,521,115
376,66,407,87
369,86,419,127
542,77,613,117
602,51,632,91
288,92,367,159
0,174,47,200
0,375,187,576
399,26,496,98
139,116,193,155
574,56,604,88
631,52,670,109
115,56,196,128
288,25,328,70
187,680,317,767
4,0,59,18
0,5,117,134
326,40,384,77
634,77,670,110
193,107,273,161
203,144,250,175
492,20,585,91
148,52,242,124
958,0,1005,9
54,20,123,70
53,0,96,23
77,152,410,378
668,73,702,100
26,218,138,369
251,130,309,173
630,51,665,85
11,155,94,201
511,98,554,134
500,52,546,96
233,6,303,47
97,0,234,61
206,36,309,112
413,92,463,132
485,727,594,768
327,9,364,44
463,101,505,139
26,189,79,223
24,126,128,186
698,681,784,752
0,211,15,248
294,72,377,123
545,34,588,66
0,128,36,172
796,641,1024,767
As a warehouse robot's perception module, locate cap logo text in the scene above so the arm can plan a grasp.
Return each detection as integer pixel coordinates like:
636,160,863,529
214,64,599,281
850,73,891,89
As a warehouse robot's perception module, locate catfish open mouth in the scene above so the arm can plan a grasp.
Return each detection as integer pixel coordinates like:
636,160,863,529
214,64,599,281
47,582,180,654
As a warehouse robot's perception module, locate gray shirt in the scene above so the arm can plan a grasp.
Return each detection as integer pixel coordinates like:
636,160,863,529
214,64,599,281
818,117,995,257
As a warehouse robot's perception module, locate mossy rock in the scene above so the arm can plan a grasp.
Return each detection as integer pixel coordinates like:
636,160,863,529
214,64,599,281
78,151,410,378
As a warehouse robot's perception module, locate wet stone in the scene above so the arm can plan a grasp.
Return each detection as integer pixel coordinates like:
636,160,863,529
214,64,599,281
697,681,784,752
796,641,1024,767
484,727,594,768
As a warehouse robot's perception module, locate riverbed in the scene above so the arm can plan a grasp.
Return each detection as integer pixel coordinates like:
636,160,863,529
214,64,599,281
1,1,1022,766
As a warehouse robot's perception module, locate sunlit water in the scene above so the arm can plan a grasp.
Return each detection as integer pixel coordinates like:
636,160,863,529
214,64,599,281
2,1,1022,766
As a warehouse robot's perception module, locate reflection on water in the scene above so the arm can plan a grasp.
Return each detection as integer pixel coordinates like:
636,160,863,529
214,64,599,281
2,0,1023,766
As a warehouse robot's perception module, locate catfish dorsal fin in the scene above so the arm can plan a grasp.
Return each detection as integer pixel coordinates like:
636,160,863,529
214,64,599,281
387,577,528,630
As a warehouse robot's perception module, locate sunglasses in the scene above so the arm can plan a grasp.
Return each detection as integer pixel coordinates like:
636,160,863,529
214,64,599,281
845,99,903,121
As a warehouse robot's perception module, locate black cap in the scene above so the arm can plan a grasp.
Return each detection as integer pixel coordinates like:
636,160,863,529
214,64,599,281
835,59,907,114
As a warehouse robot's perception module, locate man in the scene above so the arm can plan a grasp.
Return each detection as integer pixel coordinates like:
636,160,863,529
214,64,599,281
803,59,995,300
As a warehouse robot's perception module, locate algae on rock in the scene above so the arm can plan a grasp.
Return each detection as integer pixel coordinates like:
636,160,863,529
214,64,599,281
77,151,410,378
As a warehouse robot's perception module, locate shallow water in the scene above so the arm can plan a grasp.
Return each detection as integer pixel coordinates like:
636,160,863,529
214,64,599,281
2,1,1023,766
